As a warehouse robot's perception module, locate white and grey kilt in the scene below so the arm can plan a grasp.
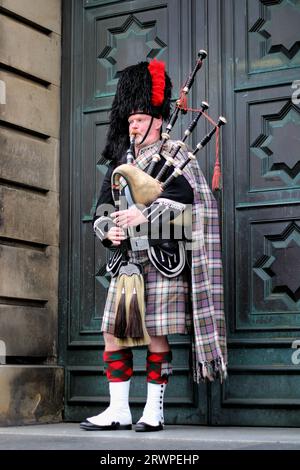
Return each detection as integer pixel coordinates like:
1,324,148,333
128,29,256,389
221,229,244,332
101,249,192,336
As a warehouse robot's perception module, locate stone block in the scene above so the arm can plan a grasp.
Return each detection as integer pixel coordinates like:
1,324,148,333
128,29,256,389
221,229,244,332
0,0,61,34
0,186,59,246
0,244,59,303
0,365,63,425
0,127,59,192
0,70,60,138
0,305,56,358
0,14,61,85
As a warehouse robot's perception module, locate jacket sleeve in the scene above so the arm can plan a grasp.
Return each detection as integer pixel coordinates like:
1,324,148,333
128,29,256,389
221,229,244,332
93,162,116,248
139,173,194,239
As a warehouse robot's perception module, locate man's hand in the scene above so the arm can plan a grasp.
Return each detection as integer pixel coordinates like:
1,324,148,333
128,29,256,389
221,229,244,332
110,206,148,229
106,226,127,246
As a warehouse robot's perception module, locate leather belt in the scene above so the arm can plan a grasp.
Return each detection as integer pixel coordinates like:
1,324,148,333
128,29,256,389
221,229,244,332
129,237,150,251
123,237,184,252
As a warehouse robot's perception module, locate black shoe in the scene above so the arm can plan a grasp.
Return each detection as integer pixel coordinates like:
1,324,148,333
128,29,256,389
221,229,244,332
135,421,163,432
80,420,132,431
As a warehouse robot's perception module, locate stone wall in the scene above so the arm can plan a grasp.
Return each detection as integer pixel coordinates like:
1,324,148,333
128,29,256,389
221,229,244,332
0,0,63,425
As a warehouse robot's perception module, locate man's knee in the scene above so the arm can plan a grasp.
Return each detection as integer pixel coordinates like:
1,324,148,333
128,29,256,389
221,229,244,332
148,335,169,352
103,332,124,351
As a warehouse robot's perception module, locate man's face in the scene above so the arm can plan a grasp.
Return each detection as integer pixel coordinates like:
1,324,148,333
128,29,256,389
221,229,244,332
128,113,162,148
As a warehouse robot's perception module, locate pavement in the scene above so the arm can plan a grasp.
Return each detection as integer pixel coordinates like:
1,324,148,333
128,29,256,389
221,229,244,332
0,423,300,451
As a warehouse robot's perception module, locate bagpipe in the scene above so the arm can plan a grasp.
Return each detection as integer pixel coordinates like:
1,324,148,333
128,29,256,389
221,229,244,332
111,50,226,209
109,50,227,346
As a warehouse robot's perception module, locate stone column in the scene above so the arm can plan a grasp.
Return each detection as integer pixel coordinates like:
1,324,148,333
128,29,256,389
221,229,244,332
0,0,63,425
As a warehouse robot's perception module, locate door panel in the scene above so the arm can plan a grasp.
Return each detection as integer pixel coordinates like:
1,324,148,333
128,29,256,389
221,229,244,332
236,85,300,199
235,0,300,86
61,0,300,426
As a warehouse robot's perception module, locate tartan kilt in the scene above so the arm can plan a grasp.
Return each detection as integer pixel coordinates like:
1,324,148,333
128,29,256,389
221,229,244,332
101,249,192,336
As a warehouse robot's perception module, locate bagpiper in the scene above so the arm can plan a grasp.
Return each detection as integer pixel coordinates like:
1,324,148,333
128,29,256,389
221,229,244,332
80,55,227,432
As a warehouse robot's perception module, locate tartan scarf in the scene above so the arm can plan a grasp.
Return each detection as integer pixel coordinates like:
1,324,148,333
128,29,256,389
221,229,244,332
117,141,228,383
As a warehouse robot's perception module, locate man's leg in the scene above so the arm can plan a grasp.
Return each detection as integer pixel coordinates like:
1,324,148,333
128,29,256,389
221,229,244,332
136,335,172,432
80,333,133,431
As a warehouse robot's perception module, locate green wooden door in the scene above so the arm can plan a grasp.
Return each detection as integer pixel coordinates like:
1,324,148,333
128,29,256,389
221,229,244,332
60,0,207,424
60,0,300,426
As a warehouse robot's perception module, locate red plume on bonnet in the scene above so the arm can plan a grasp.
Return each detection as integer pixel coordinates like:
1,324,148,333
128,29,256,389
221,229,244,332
148,59,166,107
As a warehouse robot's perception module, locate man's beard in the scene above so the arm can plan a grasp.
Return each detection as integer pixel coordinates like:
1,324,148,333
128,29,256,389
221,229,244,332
134,134,145,146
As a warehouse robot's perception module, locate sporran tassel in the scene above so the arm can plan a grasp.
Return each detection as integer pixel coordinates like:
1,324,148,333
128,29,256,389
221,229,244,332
114,284,127,338
125,285,144,338
114,263,150,347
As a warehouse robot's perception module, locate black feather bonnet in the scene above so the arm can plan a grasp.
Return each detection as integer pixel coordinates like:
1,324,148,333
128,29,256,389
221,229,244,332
102,60,172,163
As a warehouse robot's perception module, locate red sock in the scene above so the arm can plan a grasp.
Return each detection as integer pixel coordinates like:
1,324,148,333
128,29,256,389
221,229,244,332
146,350,172,384
103,348,133,382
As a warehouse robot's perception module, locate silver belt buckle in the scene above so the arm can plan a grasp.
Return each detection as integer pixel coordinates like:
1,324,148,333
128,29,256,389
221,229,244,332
130,237,150,251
